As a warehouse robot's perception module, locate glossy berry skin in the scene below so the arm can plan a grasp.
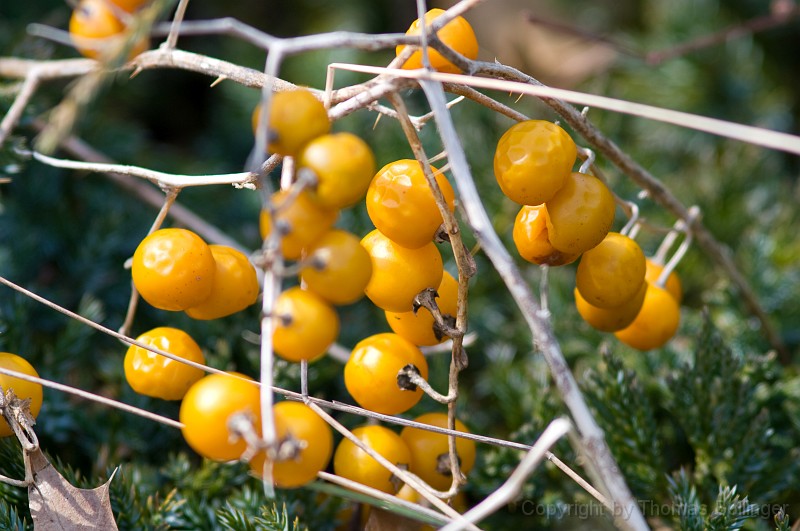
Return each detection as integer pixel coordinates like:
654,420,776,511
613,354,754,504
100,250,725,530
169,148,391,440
512,204,580,266
493,120,577,206
333,424,412,494
260,189,337,260
366,159,455,249
132,228,216,311
252,89,330,156
385,270,459,346
344,333,429,415
397,8,479,73
400,412,476,491
576,232,646,308
180,372,260,462
361,229,443,313
574,281,646,333
545,172,615,255
273,287,339,363
0,353,43,438
185,245,259,320
69,0,148,60
124,327,205,400
249,402,333,489
299,230,373,305
298,133,376,209
615,283,681,351
645,258,683,304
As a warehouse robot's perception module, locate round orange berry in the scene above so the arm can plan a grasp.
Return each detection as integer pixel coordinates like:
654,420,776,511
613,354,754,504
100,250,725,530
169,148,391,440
273,287,339,363
300,230,373,305
575,232,646,308
366,159,455,249
344,333,429,415
397,8,479,73
361,229,443,313
132,228,216,312
494,120,577,206
512,204,580,266
252,89,330,156
545,172,616,255
124,327,205,400
614,283,681,351
185,245,259,320
260,189,337,261
645,258,683,304
298,133,376,210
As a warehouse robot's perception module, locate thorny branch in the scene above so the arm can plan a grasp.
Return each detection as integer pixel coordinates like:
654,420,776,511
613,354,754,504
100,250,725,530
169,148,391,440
1,0,794,526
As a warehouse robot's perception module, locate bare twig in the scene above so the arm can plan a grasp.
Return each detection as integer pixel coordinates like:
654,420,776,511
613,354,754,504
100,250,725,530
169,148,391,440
163,0,191,49
0,275,238,382
398,365,456,404
317,471,451,527
304,402,480,530
40,126,254,253
0,72,40,147
644,4,800,64
388,90,476,495
440,418,573,530
329,64,800,155
118,187,179,337
0,366,183,429
27,149,258,188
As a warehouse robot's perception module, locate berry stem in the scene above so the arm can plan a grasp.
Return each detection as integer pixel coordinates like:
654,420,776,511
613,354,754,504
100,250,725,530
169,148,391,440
397,365,456,404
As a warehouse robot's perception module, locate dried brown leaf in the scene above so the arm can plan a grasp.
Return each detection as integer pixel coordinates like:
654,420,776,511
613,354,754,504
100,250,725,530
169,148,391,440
27,448,118,530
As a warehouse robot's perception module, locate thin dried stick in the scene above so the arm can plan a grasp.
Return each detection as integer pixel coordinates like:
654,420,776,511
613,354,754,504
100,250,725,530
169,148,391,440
0,366,182,429
644,5,800,65
250,46,290,499
46,127,265,253
440,418,573,531
150,18,415,53
163,0,191,49
0,275,238,381
388,90,476,494
329,64,800,155
118,187,179,336
317,471,451,527
304,402,480,530
443,83,528,122
27,150,258,188
0,73,40,146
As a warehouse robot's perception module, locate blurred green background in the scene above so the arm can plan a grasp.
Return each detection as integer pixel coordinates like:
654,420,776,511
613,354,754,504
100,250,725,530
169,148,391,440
1,0,800,529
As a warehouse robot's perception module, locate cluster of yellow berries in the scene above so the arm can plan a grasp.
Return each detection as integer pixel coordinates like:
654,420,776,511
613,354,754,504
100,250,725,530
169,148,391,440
496,119,682,350
57,0,682,510
252,81,477,493
120,43,476,493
